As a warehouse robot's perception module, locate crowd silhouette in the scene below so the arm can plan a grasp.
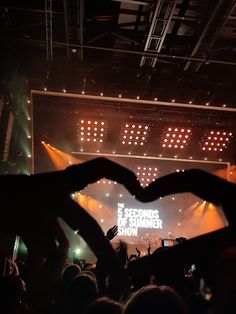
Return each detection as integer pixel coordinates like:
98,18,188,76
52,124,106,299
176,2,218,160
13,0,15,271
1,157,236,313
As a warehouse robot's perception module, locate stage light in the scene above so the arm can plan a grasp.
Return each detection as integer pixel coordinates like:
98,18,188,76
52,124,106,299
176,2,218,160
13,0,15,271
120,123,150,146
77,119,107,144
135,165,159,187
176,169,184,172
161,126,192,149
27,100,30,104
200,130,233,152
74,247,81,256
43,87,47,91
97,179,116,186
62,89,66,93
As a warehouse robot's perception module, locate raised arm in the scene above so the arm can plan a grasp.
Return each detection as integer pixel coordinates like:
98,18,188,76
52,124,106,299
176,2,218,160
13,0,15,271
0,157,143,297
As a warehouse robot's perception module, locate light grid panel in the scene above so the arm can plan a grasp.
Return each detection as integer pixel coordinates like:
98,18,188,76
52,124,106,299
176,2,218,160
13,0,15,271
200,130,233,152
135,165,159,187
120,123,150,146
77,119,107,143
161,127,192,149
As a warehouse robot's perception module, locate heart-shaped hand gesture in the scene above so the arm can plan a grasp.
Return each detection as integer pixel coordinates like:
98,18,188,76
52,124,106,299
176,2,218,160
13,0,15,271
1,157,236,300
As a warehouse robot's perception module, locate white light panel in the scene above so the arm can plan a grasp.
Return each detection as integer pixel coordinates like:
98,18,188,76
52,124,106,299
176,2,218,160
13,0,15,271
77,119,107,143
200,130,233,152
120,123,150,146
161,127,192,149
135,166,159,187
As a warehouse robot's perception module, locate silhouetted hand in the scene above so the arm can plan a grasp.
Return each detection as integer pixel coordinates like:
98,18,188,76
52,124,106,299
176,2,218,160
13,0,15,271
137,169,236,226
135,248,141,258
128,254,138,261
106,225,118,241
128,169,236,290
0,157,143,298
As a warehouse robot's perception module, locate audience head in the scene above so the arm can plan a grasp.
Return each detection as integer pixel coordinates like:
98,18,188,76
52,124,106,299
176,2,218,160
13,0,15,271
61,263,81,286
124,284,188,314
84,296,124,314
69,272,99,313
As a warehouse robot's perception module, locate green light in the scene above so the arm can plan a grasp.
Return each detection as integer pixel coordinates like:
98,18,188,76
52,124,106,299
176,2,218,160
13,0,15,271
74,247,81,256
18,241,27,254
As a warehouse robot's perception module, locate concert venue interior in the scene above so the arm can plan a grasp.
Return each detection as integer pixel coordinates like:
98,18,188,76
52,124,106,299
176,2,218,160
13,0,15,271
1,0,236,261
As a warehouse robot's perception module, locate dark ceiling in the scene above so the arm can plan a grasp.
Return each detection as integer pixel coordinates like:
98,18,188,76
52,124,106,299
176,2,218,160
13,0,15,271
1,0,236,105
0,0,236,171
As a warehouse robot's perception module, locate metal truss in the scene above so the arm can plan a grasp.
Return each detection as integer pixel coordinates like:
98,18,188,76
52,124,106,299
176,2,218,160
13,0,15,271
184,0,236,72
45,0,53,62
78,0,84,60
140,0,178,67
62,0,84,59
63,0,70,58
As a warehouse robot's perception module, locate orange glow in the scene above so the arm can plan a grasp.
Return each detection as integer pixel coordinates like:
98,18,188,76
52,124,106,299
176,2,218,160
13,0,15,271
74,193,115,224
181,200,226,239
214,165,236,183
198,201,225,232
193,201,206,219
42,142,83,170
184,201,199,217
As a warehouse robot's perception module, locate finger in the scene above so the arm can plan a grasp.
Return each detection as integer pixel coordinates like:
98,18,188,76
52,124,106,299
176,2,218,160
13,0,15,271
139,169,236,206
63,157,144,198
138,169,236,226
